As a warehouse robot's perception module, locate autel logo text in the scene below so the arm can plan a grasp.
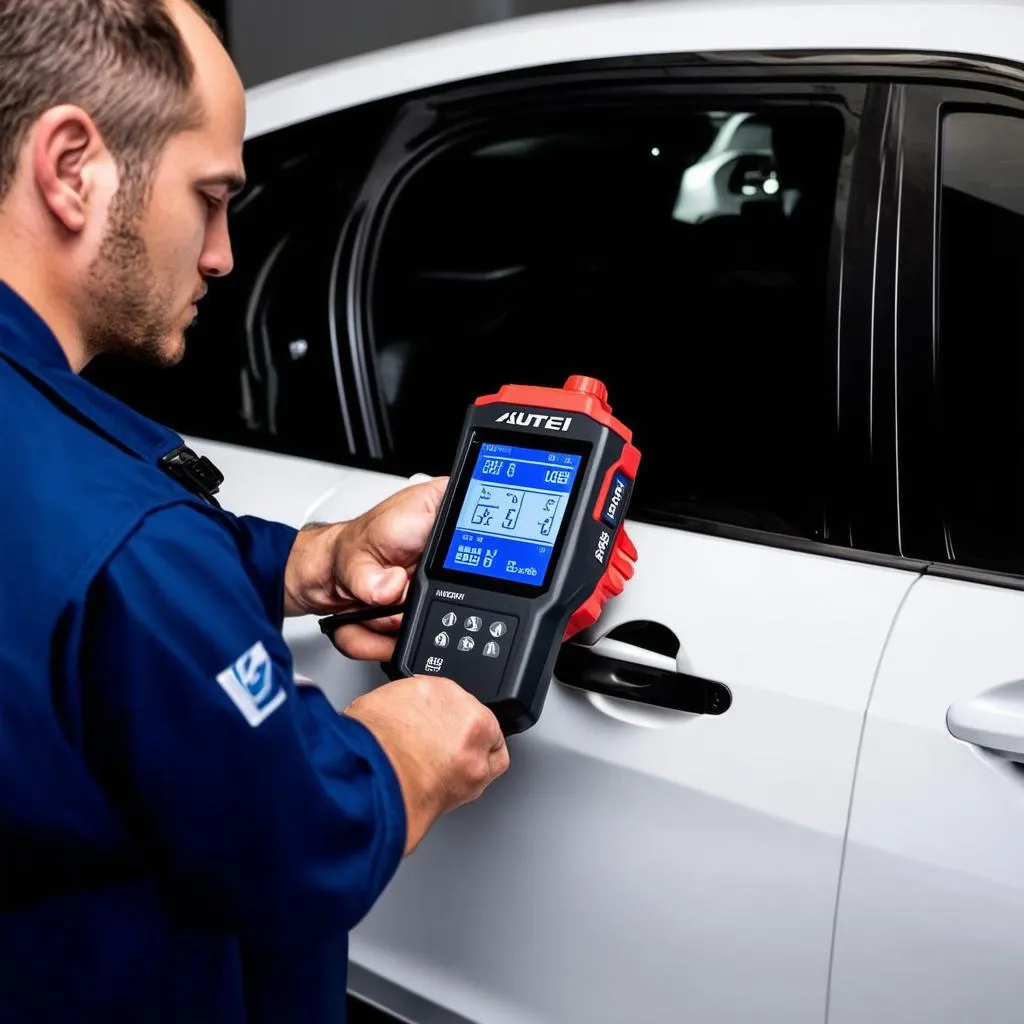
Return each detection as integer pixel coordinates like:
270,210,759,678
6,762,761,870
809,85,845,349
495,411,573,432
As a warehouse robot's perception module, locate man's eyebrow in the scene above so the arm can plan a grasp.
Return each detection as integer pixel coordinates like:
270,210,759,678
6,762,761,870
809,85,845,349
198,174,247,197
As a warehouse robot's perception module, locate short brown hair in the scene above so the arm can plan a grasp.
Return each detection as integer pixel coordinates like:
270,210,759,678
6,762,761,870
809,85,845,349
0,0,215,203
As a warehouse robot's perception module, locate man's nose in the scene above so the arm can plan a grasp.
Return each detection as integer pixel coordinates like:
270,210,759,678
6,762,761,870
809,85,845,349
199,217,235,278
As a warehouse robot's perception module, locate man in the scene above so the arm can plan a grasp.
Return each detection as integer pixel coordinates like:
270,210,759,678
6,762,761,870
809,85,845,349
0,1,510,1021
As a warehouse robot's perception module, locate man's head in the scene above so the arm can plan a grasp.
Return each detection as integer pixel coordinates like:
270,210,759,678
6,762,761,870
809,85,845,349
0,0,245,370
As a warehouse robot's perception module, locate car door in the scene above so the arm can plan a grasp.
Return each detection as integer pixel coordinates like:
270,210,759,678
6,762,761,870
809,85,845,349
267,67,925,1024
829,76,1024,1023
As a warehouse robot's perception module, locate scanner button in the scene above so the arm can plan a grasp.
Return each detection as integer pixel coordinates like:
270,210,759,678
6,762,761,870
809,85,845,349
441,612,457,628
433,631,450,648
464,616,483,632
600,470,633,529
483,641,501,658
488,621,507,638
457,636,476,652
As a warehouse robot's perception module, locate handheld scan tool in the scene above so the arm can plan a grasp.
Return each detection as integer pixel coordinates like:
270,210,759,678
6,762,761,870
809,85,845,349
384,375,640,735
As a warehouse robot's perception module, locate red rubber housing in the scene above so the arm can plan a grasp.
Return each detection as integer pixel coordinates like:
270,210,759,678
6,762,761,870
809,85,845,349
476,375,641,642
563,527,638,641
475,376,634,443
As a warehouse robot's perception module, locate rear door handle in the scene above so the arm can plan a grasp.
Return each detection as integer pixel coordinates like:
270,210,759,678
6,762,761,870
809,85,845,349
947,681,1024,762
555,637,732,715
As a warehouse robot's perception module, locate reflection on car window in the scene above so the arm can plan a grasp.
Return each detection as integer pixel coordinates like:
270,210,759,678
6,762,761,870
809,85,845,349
937,111,1024,573
372,102,848,540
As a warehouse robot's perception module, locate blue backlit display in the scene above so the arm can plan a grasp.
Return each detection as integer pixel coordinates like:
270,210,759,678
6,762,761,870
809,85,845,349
442,442,584,587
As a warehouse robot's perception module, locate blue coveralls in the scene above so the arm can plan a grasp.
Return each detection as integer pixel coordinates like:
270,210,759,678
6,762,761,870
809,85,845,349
0,281,406,1023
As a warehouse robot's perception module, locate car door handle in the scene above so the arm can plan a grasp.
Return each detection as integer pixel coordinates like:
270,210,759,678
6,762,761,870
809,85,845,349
947,681,1024,763
555,637,732,715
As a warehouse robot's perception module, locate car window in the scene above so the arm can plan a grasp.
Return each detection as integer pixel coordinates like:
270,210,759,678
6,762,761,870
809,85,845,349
936,110,1024,573
370,101,848,539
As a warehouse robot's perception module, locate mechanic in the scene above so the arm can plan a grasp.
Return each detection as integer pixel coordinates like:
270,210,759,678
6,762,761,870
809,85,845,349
0,2,510,1022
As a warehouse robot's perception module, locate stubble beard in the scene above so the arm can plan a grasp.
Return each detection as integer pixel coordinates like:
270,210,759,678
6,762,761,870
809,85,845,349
83,182,185,369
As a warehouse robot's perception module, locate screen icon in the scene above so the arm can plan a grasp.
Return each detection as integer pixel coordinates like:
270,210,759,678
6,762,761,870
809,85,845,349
434,631,450,648
458,636,476,652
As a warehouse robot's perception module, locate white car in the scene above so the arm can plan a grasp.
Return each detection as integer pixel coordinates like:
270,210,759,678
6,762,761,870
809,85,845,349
87,1,1024,1020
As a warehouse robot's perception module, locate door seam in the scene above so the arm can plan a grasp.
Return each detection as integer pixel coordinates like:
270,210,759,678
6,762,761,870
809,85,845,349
823,569,925,1023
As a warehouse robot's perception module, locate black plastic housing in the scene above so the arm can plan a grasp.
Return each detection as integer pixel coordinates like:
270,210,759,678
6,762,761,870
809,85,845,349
386,397,634,734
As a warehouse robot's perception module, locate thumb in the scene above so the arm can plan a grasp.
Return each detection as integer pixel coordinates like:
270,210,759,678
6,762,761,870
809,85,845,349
421,475,448,511
357,563,408,605
372,565,408,604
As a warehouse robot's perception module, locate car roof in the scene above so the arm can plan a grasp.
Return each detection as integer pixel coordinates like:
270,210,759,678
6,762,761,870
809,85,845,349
245,0,1024,139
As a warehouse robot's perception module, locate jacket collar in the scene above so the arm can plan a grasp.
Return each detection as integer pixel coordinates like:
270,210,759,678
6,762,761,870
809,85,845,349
0,279,183,465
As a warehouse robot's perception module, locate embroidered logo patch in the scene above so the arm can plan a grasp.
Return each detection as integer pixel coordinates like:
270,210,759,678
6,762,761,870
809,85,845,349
216,641,286,727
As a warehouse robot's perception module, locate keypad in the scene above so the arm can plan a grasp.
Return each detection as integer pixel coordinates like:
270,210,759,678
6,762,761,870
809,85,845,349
413,600,519,701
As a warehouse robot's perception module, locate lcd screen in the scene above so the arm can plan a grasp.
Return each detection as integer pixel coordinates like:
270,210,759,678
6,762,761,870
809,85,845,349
441,441,584,587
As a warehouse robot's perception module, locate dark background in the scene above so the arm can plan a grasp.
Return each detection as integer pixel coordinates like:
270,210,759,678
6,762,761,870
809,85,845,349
197,0,619,87
195,0,228,41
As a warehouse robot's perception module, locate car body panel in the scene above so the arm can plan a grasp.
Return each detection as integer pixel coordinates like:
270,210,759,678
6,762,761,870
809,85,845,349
830,577,1024,1023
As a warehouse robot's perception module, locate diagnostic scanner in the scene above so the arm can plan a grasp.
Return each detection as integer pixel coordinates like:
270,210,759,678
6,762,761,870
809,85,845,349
384,375,640,735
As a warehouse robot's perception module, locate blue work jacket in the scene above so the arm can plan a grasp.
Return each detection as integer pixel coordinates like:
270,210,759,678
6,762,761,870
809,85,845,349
0,281,406,1023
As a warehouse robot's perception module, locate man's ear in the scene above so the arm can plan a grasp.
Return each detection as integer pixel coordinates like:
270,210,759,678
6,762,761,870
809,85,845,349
31,105,112,235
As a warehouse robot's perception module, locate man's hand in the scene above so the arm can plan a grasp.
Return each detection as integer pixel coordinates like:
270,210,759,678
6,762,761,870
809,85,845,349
283,477,447,660
344,676,510,856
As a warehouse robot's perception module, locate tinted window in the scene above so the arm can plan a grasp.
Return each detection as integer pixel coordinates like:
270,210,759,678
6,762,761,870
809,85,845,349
937,111,1024,573
370,102,848,539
